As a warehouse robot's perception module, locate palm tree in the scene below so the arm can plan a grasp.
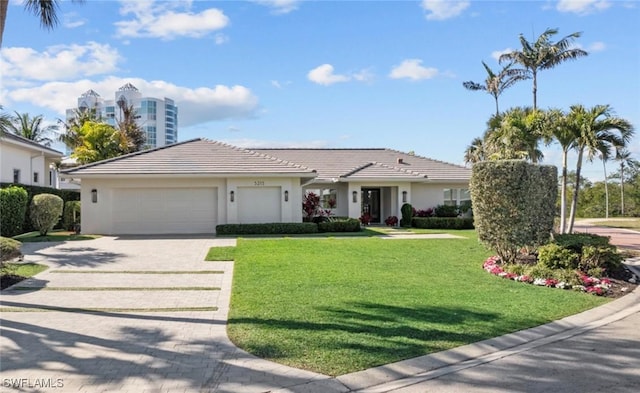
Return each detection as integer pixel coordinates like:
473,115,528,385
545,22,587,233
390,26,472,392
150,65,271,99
463,61,529,116
486,107,546,163
464,137,487,166
499,28,588,110
5,111,57,146
545,108,575,233
116,101,146,153
597,145,612,219
0,0,84,48
565,105,634,233
615,148,640,216
59,106,101,151
0,105,12,136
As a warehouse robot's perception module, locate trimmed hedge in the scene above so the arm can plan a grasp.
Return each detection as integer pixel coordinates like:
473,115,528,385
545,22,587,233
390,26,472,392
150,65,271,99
411,217,474,230
1,236,22,263
0,183,80,232
318,218,361,232
30,193,64,236
216,223,319,235
62,201,81,231
0,186,29,237
470,160,557,263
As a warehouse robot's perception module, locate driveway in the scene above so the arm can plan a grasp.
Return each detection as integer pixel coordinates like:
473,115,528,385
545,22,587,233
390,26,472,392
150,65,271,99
0,236,325,393
572,220,640,252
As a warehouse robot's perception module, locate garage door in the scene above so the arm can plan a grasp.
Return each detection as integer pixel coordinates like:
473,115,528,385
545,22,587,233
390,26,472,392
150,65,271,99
112,188,217,234
237,186,281,224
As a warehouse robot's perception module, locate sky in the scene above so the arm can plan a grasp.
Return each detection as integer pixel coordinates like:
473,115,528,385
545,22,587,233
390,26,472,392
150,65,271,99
1,0,639,181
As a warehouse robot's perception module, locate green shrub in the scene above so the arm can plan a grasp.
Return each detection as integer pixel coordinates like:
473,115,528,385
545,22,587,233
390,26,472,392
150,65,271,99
502,263,525,275
553,233,611,253
400,203,413,227
537,243,579,270
1,183,80,232
524,264,556,280
470,160,557,263
216,223,318,235
580,245,622,272
318,218,361,233
0,236,22,263
552,269,581,286
0,186,28,237
434,204,459,217
62,201,81,231
411,217,474,230
29,194,63,236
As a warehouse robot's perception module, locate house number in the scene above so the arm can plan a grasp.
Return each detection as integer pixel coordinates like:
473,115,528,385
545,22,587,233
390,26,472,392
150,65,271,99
254,181,265,186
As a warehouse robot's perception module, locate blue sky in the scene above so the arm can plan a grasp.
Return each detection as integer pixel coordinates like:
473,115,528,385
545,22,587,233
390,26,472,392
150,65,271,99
1,0,638,181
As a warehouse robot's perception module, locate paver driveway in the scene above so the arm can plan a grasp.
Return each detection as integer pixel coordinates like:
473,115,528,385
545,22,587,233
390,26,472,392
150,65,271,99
0,236,325,393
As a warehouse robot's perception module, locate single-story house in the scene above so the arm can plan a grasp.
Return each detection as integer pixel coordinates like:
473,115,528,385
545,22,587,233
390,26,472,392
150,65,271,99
0,132,64,188
61,138,471,235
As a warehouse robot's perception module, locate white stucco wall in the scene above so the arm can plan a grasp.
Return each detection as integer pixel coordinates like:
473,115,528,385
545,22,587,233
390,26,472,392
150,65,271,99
0,143,57,187
410,182,470,210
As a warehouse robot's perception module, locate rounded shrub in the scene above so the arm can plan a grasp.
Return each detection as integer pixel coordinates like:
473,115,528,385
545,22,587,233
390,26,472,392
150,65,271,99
0,186,29,237
400,203,413,227
29,193,64,236
537,243,579,270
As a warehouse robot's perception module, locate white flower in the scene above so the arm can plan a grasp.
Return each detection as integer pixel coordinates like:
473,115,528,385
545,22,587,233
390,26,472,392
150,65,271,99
533,278,546,286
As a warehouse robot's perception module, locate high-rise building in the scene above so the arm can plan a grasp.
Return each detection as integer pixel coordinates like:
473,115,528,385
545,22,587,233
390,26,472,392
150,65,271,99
65,83,178,149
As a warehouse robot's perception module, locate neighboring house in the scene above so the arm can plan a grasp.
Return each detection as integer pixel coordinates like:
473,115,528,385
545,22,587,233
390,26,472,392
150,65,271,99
61,138,471,235
0,132,64,188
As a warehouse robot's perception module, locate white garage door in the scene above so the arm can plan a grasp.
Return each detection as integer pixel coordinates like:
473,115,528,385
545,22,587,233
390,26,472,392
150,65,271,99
112,188,217,234
237,187,281,224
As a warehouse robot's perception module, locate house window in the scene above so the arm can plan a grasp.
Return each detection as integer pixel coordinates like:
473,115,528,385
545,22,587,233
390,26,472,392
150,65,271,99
33,172,39,183
49,170,53,186
443,188,471,207
321,188,337,209
13,169,20,183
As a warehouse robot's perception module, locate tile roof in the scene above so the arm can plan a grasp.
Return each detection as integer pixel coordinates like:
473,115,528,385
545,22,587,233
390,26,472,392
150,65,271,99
62,138,317,176
254,148,470,182
0,132,64,157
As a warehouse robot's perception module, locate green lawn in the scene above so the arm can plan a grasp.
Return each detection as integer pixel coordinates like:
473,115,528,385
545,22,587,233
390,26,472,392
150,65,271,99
14,230,100,242
226,236,608,376
594,218,640,231
1,263,48,289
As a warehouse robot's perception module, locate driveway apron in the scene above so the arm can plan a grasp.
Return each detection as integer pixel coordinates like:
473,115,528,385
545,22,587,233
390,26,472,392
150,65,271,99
0,236,325,393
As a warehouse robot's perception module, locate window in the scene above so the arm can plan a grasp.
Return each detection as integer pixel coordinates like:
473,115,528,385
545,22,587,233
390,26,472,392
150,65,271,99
13,169,20,183
443,188,470,207
49,170,54,186
321,188,337,209
33,172,39,183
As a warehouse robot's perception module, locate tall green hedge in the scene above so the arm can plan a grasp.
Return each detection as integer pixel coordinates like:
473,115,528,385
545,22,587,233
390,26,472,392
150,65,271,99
0,186,29,237
0,183,80,232
30,193,64,236
470,160,557,263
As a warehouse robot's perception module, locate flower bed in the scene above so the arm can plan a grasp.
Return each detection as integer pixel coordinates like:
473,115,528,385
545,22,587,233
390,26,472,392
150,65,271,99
482,256,623,296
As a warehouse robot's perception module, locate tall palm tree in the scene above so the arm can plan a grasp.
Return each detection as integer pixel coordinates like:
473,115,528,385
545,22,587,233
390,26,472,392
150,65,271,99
499,28,588,110
0,0,84,48
597,145,612,219
59,106,101,151
5,111,57,146
565,105,634,233
615,148,640,216
463,61,529,116
0,105,12,136
116,102,146,153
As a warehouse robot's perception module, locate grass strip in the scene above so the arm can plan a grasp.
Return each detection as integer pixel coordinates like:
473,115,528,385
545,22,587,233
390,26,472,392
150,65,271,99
9,286,221,291
50,270,224,274
0,306,218,313
205,246,236,261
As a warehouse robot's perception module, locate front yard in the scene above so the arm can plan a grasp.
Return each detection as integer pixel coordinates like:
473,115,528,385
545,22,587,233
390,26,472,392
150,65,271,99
223,233,608,376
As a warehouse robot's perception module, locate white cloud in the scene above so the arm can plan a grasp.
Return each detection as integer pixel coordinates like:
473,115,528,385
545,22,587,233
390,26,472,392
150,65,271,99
215,33,229,45
589,41,606,52
62,12,86,28
307,64,351,86
353,68,375,83
421,0,470,20
271,80,292,89
0,42,121,82
115,1,229,39
4,77,260,127
556,0,611,15
389,59,439,81
491,48,513,62
252,0,301,14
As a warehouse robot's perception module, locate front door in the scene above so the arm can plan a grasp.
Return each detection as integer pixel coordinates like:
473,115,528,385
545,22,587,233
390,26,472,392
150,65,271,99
362,188,381,224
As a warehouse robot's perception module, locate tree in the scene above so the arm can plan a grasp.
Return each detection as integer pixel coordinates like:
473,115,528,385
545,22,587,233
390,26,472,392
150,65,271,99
72,121,125,164
58,106,101,151
463,61,529,116
615,148,640,216
116,101,146,153
565,105,634,232
464,137,487,166
0,105,11,135
499,28,588,110
485,107,546,163
545,108,575,233
5,111,57,146
0,0,84,48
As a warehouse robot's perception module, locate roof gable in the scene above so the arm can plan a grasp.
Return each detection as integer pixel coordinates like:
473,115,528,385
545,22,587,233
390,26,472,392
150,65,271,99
0,132,63,158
